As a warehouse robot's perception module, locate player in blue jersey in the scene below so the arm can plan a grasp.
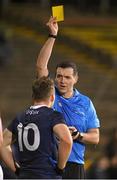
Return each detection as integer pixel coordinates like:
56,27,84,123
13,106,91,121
36,17,100,179
0,77,72,179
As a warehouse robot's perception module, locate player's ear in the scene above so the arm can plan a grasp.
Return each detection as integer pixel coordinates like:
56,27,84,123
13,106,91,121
49,94,55,107
50,94,55,103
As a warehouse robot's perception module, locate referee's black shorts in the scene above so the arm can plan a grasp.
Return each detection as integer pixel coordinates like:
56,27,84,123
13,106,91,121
62,162,85,179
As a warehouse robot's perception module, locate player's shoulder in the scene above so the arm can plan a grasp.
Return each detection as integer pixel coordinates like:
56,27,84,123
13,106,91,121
50,108,63,118
53,110,63,116
49,107,61,114
14,108,28,121
50,109,65,125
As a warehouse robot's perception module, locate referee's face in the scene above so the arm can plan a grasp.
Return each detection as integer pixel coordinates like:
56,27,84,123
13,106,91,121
55,67,78,98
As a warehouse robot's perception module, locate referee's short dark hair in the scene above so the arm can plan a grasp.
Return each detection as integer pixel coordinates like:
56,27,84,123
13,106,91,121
32,76,54,101
56,61,78,76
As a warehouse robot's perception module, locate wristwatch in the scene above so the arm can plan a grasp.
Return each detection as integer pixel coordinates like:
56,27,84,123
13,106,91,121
77,132,84,141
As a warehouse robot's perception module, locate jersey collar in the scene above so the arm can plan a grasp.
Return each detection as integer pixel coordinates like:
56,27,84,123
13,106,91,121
30,105,48,109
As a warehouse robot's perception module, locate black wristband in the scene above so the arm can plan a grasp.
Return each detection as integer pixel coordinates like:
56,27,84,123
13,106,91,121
72,130,79,136
74,132,84,144
48,34,57,39
55,166,64,175
76,132,84,141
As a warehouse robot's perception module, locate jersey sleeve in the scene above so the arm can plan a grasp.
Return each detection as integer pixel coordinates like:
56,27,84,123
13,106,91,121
86,100,100,130
51,111,66,128
7,117,18,135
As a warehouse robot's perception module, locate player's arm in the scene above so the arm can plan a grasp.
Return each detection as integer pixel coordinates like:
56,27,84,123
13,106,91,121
53,124,73,170
36,17,58,78
0,128,16,172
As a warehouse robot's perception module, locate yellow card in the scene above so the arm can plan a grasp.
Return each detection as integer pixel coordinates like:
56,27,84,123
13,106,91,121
52,5,64,22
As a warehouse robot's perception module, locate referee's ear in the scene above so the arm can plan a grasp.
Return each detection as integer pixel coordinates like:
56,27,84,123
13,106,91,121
75,74,79,84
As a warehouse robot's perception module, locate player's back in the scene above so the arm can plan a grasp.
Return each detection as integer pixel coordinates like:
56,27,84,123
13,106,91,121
11,106,62,178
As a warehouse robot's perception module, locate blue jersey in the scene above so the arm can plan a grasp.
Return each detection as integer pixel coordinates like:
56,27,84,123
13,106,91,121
8,106,65,178
53,88,100,164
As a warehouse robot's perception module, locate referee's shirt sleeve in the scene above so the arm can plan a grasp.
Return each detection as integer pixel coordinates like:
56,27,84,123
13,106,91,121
86,100,100,130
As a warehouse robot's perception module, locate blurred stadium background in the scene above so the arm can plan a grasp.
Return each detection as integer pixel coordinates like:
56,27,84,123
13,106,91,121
0,0,117,178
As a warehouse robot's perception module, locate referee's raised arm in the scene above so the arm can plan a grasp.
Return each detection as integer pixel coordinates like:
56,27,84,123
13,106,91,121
36,17,58,78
